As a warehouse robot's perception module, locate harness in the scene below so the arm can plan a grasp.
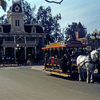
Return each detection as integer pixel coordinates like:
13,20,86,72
78,55,98,68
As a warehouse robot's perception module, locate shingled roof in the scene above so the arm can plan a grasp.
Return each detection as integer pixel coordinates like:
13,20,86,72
77,22,83,28
0,24,44,33
24,25,44,33
9,2,22,13
0,24,11,33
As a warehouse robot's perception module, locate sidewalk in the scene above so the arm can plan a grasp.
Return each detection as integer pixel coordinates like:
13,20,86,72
93,73,100,78
31,65,44,70
93,69,100,78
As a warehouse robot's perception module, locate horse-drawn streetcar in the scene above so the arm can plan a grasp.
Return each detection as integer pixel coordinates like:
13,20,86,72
42,40,93,80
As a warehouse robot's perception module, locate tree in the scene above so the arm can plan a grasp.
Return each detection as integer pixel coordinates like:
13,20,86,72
53,14,62,41
64,23,77,41
0,14,9,23
0,14,6,23
37,6,62,44
0,0,7,12
20,0,36,24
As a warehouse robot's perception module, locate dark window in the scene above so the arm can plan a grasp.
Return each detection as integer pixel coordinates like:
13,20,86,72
15,20,17,26
15,20,20,26
33,28,35,33
0,28,2,32
18,20,19,26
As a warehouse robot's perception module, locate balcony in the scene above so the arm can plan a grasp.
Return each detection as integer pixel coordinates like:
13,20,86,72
26,41,36,44
4,41,14,44
3,41,37,45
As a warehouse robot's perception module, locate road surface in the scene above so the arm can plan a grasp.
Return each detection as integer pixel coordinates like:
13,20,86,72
0,66,100,100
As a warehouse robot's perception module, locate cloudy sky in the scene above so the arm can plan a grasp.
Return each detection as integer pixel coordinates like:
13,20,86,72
0,0,100,34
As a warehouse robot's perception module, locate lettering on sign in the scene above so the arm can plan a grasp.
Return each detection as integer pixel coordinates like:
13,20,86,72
46,44,59,47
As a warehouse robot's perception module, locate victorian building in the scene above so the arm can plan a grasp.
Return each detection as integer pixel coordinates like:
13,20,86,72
0,1,46,62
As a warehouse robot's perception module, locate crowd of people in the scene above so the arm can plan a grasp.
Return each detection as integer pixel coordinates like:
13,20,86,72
44,50,76,73
62,51,76,73
0,56,28,66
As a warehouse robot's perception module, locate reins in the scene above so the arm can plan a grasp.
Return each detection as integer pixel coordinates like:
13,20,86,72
78,54,98,67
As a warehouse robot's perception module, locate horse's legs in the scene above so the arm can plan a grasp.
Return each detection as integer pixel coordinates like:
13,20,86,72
86,69,90,83
90,70,94,83
82,69,85,81
78,66,81,81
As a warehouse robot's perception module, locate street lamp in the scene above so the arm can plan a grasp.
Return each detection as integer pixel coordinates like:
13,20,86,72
16,44,21,66
90,29,100,49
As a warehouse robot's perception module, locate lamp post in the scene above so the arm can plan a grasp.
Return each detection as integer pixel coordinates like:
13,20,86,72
16,44,21,66
90,29,100,50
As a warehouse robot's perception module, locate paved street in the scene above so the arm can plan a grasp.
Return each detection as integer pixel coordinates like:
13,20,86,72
0,66,100,100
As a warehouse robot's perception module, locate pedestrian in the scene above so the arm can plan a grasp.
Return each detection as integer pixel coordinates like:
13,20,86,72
62,53,69,73
44,53,48,68
70,51,76,63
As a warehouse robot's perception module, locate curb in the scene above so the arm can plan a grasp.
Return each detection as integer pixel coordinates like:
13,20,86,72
93,73,100,78
31,65,44,70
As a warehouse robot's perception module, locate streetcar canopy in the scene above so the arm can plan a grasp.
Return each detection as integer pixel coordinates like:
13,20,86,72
42,40,91,50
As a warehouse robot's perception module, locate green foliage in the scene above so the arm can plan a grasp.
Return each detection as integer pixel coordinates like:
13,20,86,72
0,14,8,23
64,23,77,41
0,0,7,12
37,6,62,44
20,0,36,24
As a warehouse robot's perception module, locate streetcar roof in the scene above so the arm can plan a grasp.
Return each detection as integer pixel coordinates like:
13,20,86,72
41,45,66,49
41,44,91,50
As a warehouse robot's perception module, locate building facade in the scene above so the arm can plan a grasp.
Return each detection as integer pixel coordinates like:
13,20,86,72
0,1,46,62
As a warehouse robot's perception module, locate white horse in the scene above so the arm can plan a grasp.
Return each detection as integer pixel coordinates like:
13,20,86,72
77,49,100,83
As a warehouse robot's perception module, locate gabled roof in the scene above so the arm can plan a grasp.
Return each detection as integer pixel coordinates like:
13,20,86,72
77,22,84,29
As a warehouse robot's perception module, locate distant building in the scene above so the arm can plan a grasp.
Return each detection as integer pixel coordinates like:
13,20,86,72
0,1,46,62
75,22,87,44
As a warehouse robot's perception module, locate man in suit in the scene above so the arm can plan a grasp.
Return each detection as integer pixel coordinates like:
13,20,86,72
62,53,69,73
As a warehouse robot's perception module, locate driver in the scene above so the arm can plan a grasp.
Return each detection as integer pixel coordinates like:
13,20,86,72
70,51,76,63
62,52,69,73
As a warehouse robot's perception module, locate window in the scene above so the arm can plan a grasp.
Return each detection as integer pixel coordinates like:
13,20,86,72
15,20,20,26
0,26,3,33
31,27,36,33
15,20,17,26
33,28,35,33
0,28,2,32
18,20,19,26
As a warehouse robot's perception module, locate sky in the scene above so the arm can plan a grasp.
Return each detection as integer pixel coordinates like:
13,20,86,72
0,0,100,34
